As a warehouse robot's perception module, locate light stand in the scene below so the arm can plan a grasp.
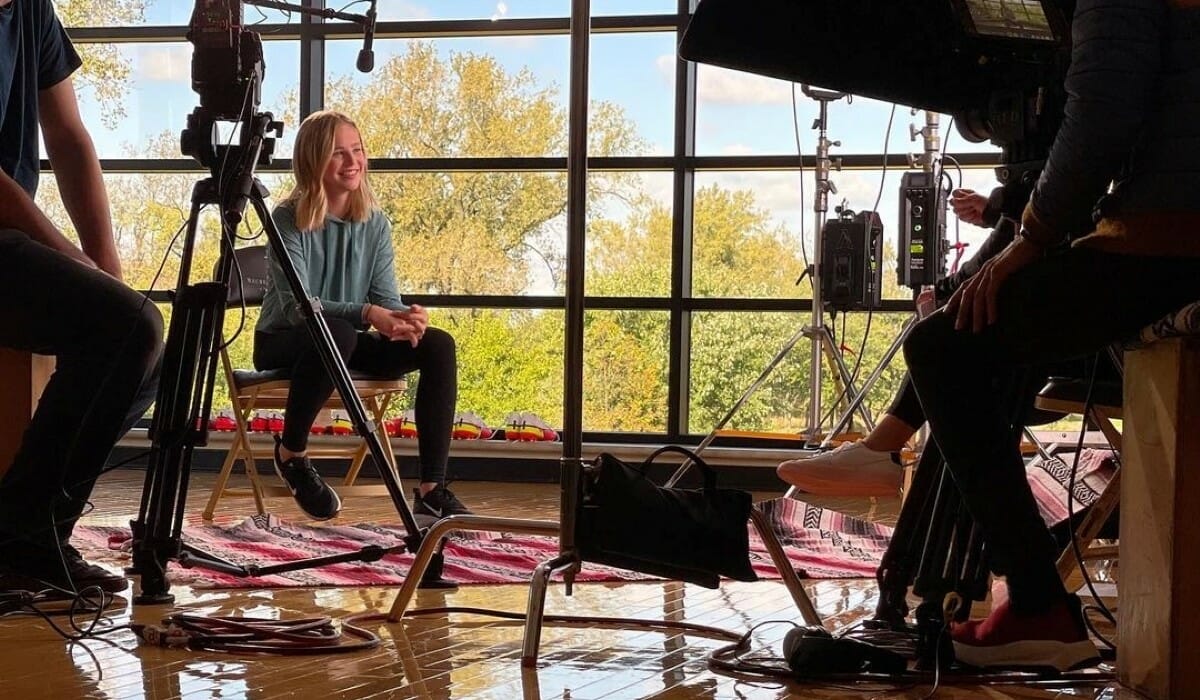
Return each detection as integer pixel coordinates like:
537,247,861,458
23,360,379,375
127,0,450,605
665,88,876,486
819,109,944,447
800,85,875,444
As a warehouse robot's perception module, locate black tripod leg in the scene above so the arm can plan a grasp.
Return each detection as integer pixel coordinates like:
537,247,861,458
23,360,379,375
874,440,945,626
132,184,231,604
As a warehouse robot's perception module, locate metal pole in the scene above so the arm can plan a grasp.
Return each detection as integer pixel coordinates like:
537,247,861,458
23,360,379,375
802,87,844,443
562,0,589,461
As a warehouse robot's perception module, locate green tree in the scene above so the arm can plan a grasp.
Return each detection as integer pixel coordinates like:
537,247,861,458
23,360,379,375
328,43,643,296
586,184,913,435
53,1,147,128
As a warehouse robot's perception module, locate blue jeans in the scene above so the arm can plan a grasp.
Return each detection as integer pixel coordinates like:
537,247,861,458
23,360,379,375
0,229,163,549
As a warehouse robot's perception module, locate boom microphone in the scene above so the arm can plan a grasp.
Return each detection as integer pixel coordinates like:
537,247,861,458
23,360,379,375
356,2,377,73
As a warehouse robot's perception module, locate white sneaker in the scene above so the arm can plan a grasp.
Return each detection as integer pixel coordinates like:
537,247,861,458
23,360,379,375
777,441,903,497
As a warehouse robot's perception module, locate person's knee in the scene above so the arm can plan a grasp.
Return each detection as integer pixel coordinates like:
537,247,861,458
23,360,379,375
134,301,164,354
420,327,455,358
115,299,164,373
902,312,954,371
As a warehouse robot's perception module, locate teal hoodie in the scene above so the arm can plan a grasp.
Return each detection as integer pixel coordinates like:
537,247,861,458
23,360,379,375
256,204,407,333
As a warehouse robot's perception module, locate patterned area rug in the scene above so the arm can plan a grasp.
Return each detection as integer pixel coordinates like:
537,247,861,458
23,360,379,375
73,451,1111,590
73,498,892,589
1027,449,1117,526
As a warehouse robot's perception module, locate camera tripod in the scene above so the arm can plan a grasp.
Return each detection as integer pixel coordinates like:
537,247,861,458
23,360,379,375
129,109,443,604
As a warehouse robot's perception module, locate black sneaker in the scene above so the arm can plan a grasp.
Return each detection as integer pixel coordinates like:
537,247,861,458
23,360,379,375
274,436,342,520
413,485,473,518
0,541,127,594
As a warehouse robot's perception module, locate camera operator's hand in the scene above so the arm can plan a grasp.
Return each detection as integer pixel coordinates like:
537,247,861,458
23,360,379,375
944,236,1042,333
950,189,988,227
366,305,422,346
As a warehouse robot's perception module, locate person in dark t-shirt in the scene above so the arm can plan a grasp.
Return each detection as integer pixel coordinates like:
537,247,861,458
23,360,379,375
0,0,163,594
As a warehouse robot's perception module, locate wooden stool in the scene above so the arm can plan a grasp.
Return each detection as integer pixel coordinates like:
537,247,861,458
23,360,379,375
0,349,54,480
1119,335,1200,699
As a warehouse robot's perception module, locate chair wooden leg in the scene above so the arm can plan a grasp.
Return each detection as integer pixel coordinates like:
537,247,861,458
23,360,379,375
1093,407,1123,453
1057,468,1121,591
233,403,269,516
343,395,399,487
203,432,246,520
344,443,369,488
245,438,268,516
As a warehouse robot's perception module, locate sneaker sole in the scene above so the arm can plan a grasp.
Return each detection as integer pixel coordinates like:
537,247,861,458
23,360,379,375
953,638,1100,672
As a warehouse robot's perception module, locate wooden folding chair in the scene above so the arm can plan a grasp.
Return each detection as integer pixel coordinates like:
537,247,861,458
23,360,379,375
1033,372,1123,591
202,245,407,520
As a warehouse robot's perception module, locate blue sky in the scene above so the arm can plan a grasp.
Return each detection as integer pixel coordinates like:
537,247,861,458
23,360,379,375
68,0,1006,270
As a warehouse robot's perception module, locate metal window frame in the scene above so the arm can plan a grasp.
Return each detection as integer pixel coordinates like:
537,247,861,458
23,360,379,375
60,3,1004,444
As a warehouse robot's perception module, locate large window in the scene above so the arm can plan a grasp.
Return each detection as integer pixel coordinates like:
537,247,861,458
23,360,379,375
59,0,1003,442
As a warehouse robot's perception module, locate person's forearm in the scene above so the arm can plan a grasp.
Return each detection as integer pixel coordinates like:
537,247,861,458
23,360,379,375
0,171,94,266
45,131,121,278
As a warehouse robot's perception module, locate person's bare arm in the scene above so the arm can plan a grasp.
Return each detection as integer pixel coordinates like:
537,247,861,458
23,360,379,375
0,168,95,268
38,75,121,279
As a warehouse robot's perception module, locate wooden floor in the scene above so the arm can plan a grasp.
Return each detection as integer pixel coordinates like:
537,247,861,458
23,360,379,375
0,470,1134,699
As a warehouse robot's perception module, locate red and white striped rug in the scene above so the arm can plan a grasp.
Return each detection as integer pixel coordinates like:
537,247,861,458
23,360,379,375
73,497,892,589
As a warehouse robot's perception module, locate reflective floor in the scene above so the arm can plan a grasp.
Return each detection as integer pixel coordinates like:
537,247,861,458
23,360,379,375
0,471,1134,699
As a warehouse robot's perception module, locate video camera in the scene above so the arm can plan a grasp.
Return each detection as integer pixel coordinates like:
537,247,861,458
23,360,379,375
680,0,1072,167
181,0,378,171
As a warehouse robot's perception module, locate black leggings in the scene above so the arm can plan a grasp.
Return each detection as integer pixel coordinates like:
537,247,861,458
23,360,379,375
0,229,163,548
903,247,1200,613
254,320,457,484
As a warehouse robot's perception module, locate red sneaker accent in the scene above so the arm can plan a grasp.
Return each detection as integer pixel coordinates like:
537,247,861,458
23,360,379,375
268,412,284,433
951,596,1099,671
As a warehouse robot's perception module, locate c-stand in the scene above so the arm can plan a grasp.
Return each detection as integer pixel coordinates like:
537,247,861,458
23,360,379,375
665,87,873,485
129,0,447,605
820,110,947,447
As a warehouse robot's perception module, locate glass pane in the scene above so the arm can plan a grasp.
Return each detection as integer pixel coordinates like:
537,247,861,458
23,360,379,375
35,172,292,292
583,310,669,433
589,32,674,156
587,171,673,298
687,310,912,435
375,1,569,21
446,308,565,432
693,164,1006,302
694,68,999,159
690,171,808,299
368,173,567,296
593,1,677,15
693,65,802,156
58,0,299,28
71,41,300,160
325,37,569,158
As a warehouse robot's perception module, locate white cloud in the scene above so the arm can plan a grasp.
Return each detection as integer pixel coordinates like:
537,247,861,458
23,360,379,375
657,54,793,106
720,144,755,156
136,45,191,83
377,2,432,20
